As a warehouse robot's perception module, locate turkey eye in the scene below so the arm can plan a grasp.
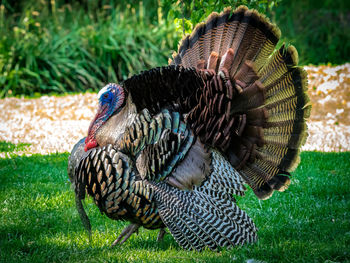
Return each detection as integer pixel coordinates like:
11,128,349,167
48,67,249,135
104,93,109,99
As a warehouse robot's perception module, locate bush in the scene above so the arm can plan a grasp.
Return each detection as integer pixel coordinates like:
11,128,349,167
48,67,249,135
0,0,348,97
0,1,177,97
161,0,282,34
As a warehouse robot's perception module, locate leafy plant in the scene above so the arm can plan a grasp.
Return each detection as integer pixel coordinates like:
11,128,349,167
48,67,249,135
275,0,350,65
0,1,177,97
162,0,282,35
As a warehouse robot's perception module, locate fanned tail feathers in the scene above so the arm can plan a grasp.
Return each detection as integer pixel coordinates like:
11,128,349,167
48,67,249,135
171,6,310,199
171,6,281,71
240,45,310,199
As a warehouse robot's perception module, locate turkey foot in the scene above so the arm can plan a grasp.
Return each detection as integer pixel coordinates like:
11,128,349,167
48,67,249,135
112,223,140,246
157,228,167,242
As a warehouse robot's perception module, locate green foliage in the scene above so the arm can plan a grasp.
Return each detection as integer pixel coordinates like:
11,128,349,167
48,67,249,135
0,1,176,97
0,141,30,153
159,0,286,61
0,0,349,97
162,0,282,35
275,0,350,65
0,151,349,262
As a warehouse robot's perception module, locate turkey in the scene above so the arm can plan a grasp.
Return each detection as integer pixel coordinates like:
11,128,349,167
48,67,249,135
69,110,257,249
69,5,310,250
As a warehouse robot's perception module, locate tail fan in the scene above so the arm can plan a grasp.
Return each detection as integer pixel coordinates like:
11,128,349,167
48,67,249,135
170,5,280,73
239,45,310,199
171,6,310,199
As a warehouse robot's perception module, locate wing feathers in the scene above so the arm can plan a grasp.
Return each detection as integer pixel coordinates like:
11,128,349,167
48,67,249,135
151,181,257,251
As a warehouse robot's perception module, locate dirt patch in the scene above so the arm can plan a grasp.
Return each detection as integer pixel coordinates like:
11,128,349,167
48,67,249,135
0,64,349,157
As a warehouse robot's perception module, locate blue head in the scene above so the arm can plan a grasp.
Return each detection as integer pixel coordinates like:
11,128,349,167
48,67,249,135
85,83,126,151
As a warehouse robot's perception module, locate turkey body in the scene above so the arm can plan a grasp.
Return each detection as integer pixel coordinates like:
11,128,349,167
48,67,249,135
69,5,310,251
69,109,257,249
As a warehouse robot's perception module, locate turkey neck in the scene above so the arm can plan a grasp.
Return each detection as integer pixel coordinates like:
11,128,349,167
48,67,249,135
96,95,137,147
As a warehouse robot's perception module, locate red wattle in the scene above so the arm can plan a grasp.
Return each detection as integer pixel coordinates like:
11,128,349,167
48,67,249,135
85,139,98,151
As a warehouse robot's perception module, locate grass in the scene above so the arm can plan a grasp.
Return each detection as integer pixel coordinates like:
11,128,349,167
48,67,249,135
0,141,30,153
0,151,349,262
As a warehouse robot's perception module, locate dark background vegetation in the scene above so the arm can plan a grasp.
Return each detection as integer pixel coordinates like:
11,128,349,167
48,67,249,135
0,0,349,97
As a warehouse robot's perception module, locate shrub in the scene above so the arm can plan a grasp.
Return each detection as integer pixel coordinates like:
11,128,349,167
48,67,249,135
0,1,177,97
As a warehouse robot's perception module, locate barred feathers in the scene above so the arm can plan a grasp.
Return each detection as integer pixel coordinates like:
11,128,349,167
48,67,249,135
141,146,257,251
150,181,256,251
171,6,310,199
196,150,246,199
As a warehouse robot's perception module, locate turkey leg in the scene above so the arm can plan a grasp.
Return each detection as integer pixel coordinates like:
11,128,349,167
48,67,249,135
112,223,140,246
157,228,167,242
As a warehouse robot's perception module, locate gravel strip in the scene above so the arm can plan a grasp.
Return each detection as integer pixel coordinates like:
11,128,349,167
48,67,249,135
0,93,97,157
0,64,349,157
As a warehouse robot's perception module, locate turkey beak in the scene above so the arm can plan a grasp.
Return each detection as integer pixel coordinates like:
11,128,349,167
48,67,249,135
85,104,108,151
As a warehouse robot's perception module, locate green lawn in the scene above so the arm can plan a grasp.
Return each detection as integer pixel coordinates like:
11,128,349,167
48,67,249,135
0,151,349,263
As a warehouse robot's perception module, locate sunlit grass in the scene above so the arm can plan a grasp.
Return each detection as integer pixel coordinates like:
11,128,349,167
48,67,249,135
0,141,31,153
0,152,349,262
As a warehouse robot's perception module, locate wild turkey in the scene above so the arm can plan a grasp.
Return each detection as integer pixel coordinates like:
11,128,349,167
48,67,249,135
70,5,310,250
69,109,257,249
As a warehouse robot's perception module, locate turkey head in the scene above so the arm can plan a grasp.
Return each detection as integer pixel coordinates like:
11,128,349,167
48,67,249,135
85,83,136,151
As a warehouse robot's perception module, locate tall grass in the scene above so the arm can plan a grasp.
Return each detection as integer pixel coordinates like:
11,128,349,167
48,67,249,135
0,1,178,97
0,0,349,97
